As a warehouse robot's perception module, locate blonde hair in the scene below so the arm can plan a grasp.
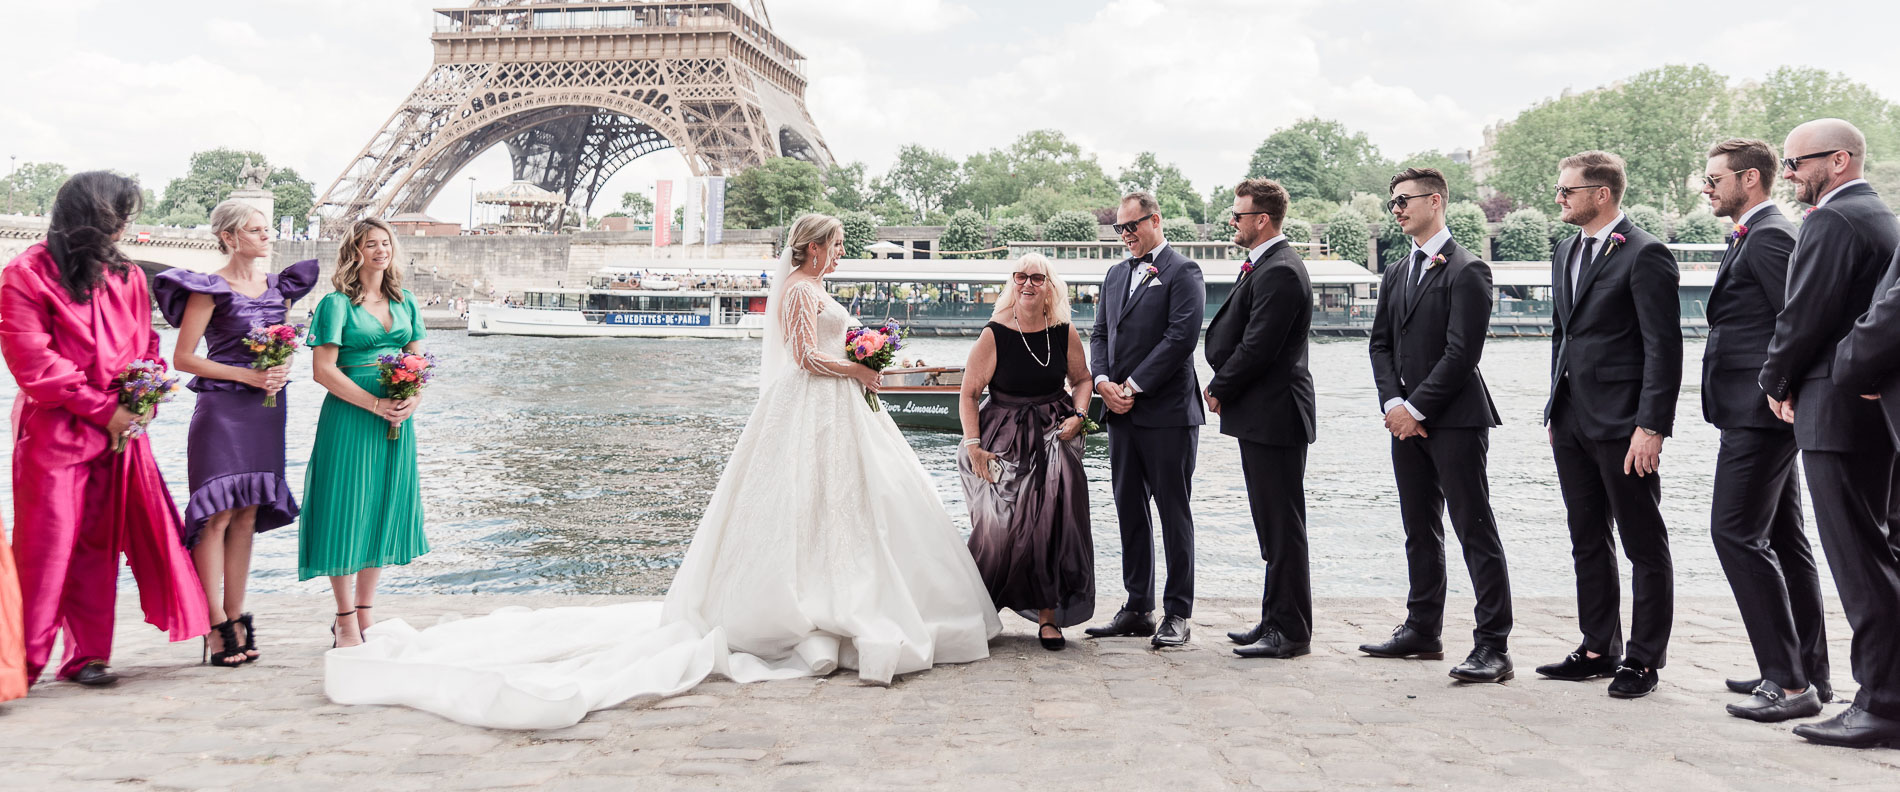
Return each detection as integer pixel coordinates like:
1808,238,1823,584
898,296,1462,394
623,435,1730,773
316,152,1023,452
209,200,267,255
786,213,843,268
991,253,1071,326
333,217,405,304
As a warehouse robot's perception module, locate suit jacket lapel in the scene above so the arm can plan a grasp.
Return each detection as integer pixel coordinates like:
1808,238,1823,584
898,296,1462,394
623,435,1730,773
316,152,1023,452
1401,245,1450,325
1118,251,1161,323
1571,217,1631,313
1554,236,1575,325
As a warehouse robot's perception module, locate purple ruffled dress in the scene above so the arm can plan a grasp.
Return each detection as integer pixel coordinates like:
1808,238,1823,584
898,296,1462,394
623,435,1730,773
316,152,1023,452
153,259,320,547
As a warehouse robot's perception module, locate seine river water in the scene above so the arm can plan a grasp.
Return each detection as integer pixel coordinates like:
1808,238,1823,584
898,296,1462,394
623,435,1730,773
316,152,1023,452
0,330,1826,601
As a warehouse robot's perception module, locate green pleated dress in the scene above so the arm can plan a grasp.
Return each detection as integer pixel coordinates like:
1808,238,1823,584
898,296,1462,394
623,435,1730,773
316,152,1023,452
298,290,430,580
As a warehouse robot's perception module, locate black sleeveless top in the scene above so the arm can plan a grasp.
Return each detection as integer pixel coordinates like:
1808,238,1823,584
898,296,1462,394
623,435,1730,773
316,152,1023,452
987,321,1069,397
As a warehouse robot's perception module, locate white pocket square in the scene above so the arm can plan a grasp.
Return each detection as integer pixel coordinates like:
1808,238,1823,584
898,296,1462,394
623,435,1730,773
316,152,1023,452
1146,278,1163,287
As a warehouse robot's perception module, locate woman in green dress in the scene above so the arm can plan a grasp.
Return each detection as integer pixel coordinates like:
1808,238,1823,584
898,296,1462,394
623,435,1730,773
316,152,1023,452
302,218,429,648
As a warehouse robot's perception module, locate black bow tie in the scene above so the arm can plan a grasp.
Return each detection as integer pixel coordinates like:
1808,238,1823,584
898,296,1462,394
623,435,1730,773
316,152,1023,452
1133,253,1155,265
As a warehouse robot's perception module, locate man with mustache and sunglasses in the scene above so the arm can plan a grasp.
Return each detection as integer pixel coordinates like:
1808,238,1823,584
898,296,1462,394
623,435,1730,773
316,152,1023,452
1085,191,1207,648
1763,118,1900,749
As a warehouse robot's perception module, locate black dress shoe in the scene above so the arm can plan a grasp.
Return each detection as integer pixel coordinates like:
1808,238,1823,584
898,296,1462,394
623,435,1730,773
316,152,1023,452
1228,620,1268,646
1448,646,1514,683
1234,627,1311,659
1358,625,1444,660
1152,615,1190,648
1726,681,1823,723
67,661,118,687
1038,624,1065,651
1535,649,1621,681
1084,609,1156,639
1793,705,1900,748
1727,676,1834,702
1607,663,1659,698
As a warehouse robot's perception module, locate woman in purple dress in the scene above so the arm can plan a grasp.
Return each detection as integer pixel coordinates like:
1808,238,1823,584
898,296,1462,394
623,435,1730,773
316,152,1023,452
155,200,319,667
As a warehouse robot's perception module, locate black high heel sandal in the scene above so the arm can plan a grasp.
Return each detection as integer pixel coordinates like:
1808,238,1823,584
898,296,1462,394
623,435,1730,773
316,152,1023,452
330,609,358,649
236,613,259,663
204,619,246,667
1039,623,1065,651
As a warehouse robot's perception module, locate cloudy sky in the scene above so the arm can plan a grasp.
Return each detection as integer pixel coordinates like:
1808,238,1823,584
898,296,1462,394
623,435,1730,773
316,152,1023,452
7,0,1900,222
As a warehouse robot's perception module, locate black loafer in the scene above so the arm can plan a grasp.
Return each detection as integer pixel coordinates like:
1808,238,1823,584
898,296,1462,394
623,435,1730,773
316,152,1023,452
1234,627,1310,659
68,661,118,687
1084,609,1156,639
1793,705,1900,748
1727,676,1833,702
1535,649,1621,681
1151,615,1190,648
1358,625,1444,659
1726,681,1823,723
1448,646,1514,683
1607,663,1659,699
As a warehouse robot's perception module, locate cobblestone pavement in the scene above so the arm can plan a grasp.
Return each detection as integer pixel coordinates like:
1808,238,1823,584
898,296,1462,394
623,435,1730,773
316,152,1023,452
1,594,1894,791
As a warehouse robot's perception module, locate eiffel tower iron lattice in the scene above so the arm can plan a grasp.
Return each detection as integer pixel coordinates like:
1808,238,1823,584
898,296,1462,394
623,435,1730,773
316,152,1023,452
313,0,832,235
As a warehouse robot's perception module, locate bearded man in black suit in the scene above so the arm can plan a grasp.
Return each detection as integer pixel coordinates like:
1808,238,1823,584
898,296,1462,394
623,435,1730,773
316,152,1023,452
1695,138,1831,724
1361,167,1513,683
1761,118,1900,749
1535,150,1683,699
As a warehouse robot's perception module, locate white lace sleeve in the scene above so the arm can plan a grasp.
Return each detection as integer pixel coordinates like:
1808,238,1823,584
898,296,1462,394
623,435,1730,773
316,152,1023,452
783,283,849,377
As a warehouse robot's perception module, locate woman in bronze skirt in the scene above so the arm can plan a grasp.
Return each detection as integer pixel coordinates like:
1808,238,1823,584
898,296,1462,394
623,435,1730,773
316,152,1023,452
958,253,1095,650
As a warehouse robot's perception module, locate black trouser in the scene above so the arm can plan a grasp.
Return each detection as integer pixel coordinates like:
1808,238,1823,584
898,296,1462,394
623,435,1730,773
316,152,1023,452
1710,427,1829,690
1390,428,1513,650
1550,399,1674,668
1108,423,1198,618
1803,448,1900,718
1239,439,1310,642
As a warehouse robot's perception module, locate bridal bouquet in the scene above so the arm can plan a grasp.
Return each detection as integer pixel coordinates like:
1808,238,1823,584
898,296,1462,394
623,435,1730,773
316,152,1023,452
845,319,906,411
376,352,438,439
244,321,307,407
111,359,182,451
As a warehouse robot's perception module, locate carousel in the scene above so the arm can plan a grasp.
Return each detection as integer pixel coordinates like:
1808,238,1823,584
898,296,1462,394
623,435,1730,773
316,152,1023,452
475,180,583,234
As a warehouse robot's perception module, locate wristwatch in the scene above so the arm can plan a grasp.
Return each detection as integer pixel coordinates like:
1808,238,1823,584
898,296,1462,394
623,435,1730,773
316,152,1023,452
1639,427,1660,437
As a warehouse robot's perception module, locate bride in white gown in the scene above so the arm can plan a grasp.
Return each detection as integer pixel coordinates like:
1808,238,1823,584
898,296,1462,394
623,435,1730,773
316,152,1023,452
325,214,1002,729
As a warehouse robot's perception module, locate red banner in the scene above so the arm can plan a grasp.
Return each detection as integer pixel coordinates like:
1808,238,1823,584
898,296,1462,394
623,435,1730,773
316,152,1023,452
653,181,673,247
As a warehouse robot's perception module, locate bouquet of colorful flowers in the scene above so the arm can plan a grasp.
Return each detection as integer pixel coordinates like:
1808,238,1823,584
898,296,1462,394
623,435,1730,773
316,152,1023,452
376,352,438,439
844,319,906,411
111,359,182,451
244,321,307,407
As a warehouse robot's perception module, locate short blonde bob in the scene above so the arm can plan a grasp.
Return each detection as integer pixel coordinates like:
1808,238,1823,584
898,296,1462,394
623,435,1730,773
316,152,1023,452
990,252,1071,326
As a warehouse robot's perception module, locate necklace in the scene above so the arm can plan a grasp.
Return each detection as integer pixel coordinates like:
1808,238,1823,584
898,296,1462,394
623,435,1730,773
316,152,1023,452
1013,306,1052,368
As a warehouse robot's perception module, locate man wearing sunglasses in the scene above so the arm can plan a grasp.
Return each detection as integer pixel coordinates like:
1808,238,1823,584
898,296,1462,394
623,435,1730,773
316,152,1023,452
1761,118,1900,749
1362,168,1512,683
1084,191,1207,648
1204,178,1315,660
1537,150,1682,700
1696,138,1831,725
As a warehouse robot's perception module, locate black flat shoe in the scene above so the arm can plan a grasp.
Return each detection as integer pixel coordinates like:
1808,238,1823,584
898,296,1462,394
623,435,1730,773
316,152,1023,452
1727,681,1823,723
1727,675,1833,702
1038,623,1065,651
1793,705,1900,748
1607,663,1659,698
1359,625,1444,660
1535,649,1621,681
1151,615,1190,648
68,661,118,687
1084,609,1156,639
1234,627,1310,659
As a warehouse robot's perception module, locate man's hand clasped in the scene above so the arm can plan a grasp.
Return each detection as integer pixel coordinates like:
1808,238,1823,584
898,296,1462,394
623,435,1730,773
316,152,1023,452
1385,405,1428,440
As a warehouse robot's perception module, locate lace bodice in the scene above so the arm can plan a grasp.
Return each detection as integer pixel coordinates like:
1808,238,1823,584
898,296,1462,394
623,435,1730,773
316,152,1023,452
781,281,856,377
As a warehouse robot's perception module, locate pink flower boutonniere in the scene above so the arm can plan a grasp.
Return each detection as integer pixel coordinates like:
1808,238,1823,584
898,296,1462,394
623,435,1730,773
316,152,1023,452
1238,260,1254,274
1729,224,1749,242
1428,254,1447,269
1146,264,1160,278
1604,232,1627,257
1805,206,1819,217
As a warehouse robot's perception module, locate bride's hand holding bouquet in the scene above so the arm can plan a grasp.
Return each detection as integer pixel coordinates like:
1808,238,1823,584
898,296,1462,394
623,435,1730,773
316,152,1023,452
844,319,906,411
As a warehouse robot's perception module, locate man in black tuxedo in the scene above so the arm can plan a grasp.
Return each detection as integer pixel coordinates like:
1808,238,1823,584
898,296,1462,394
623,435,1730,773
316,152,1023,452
1759,118,1900,748
1697,138,1832,723
1202,178,1315,659
1361,168,1512,682
1536,150,1683,699
1085,191,1207,648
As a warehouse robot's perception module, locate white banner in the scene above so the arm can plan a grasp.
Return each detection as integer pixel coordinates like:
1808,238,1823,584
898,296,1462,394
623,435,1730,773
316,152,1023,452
683,177,706,246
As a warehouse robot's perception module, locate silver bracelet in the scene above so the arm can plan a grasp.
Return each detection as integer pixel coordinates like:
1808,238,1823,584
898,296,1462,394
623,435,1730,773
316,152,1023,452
960,437,981,447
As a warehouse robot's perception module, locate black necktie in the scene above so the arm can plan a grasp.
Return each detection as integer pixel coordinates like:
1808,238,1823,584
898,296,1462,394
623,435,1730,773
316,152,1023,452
1571,237,1597,307
1407,249,1427,304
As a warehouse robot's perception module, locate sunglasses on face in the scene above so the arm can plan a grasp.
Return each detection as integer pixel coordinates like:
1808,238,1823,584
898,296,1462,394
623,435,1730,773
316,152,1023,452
1386,193,1436,212
1227,210,1271,225
1012,272,1048,286
1554,184,1607,199
1111,213,1156,235
1702,169,1751,189
1782,149,1845,172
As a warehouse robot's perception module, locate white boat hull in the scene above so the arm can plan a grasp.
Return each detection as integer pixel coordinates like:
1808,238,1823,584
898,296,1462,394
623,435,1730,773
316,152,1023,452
467,305,765,338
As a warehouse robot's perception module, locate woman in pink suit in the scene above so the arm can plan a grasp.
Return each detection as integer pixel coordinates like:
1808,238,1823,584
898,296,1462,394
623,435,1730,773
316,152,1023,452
0,172,208,687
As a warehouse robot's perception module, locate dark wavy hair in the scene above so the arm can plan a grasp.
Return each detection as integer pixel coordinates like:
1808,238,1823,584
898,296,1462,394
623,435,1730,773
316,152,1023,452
46,171,143,303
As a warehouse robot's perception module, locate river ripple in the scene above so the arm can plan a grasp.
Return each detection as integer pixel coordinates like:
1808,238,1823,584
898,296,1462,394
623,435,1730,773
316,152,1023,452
0,331,1821,599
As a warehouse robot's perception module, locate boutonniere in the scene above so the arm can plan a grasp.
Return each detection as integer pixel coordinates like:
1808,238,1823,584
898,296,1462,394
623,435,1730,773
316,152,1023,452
1146,264,1160,278
1728,224,1748,242
1239,260,1254,275
1805,206,1819,216
1603,232,1627,257
1426,254,1447,269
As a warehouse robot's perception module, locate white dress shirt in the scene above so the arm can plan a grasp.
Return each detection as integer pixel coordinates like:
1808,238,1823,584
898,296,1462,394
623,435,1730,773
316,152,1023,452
1097,240,1175,394
1246,234,1288,266
1381,226,1455,420
1568,212,1626,294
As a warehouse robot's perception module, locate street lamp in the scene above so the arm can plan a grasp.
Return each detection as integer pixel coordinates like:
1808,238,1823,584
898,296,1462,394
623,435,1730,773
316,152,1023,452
466,176,476,233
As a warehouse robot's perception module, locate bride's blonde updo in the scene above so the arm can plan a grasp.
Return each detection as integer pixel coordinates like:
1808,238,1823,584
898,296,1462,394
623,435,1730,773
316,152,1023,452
786,213,844,268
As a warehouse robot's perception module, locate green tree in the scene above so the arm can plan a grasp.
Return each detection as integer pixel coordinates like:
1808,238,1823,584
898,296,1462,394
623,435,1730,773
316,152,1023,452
1043,210,1098,242
1322,209,1370,262
268,168,315,225
1248,118,1391,203
939,209,991,257
1673,208,1726,243
1161,217,1199,243
1626,204,1666,236
154,149,315,223
1119,152,1204,222
157,199,209,228
994,216,1038,246
947,130,1120,218
1282,218,1313,244
1288,197,1339,224
1742,66,1900,163
840,210,877,258
1394,151,1480,203
885,144,959,222
1446,202,1490,256
724,156,824,228
821,162,872,213
619,191,655,223
1,161,70,215
1496,208,1553,261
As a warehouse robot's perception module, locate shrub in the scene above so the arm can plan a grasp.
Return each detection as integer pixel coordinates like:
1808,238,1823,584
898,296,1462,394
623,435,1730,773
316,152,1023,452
1626,204,1666,237
1322,209,1371,262
1043,210,1100,242
1282,218,1313,244
1161,217,1199,243
840,211,877,259
1289,197,1339,224
1447,202,1490,256
939,209,990,258
1496,208,1554,262
994,216,1038,246
1673,208,1726,243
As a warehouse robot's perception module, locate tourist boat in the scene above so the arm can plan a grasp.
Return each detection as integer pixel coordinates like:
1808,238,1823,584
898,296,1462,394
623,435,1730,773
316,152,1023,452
467,268,769,338
877,366,1105,433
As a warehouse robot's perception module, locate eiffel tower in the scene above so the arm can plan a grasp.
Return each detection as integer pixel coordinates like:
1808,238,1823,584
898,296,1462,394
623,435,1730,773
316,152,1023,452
313,0,833,233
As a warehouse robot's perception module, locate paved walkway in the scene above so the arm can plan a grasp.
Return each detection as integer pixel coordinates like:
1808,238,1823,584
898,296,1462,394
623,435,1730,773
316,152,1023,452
0,594,1894,791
